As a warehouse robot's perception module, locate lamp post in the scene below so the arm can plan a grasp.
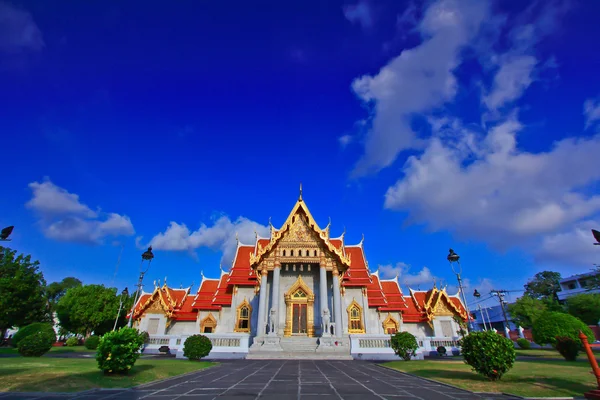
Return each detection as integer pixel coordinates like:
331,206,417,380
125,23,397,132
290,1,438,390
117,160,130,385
0,226,14,241
128,247,155,328
113,287,129,331
447,248,472,333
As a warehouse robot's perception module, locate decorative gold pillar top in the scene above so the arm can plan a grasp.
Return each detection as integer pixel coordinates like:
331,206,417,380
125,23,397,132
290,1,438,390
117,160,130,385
261,268,268,276
332,268,339,277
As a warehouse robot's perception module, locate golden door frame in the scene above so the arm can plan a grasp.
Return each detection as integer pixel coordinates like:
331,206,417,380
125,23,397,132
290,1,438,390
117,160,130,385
284,275,315,337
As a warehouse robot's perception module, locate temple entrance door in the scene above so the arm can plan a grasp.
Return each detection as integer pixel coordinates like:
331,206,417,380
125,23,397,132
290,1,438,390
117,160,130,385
284,275,315,337
292,303,308,334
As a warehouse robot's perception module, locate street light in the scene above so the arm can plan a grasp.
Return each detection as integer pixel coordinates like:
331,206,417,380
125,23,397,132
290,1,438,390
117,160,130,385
592,229,600,245
0,226,14,241
447,248,473,333
128,247,155,328
113,287,130,331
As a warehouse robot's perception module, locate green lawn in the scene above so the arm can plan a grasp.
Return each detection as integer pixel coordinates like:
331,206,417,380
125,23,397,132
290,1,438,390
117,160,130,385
0,357,215,392
0,346,94,355
384,359,597,398
516,348,597,361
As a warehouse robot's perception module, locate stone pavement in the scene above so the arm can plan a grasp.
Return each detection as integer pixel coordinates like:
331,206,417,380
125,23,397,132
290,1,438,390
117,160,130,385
0,360,520,400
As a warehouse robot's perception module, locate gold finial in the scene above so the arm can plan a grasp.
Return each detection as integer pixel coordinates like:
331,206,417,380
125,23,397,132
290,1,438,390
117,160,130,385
299,182,303,201
433,277,437,289
268,216,273,228
235,232,239,244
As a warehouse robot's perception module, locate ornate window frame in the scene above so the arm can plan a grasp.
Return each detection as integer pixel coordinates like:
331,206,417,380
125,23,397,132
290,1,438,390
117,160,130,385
347,299,365,334
234,299,252,333
382,313,398,334
200,313,217,333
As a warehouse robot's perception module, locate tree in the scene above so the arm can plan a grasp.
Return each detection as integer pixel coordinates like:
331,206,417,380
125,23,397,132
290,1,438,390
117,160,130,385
524,271,562,300
588,265,600,290
45,277,82,312
0,246,48,340
565,293,600,325
56,284,120,337
508,296,551,329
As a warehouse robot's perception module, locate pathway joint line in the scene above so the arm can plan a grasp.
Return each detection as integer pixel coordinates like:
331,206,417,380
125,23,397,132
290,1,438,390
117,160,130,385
313,360,343,400
255,360,287,400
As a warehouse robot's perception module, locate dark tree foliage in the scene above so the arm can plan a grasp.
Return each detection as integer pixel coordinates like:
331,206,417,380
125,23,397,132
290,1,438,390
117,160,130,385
0,246,48,339
565,293,600,325
524,271,562,300
45,277,82,313
56,284,121,337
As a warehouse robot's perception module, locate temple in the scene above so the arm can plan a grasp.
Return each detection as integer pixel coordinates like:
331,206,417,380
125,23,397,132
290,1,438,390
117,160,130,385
130,189,469,360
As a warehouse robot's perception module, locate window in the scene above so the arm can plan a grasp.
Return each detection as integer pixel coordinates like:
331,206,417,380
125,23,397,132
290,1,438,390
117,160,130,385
440,320,454,337
291,250,294,256
293,289,307,298
314,250,317,257
235,299,252,333
200,313,217,333
147,318,159,335
283,250,286,256
383,315,398,334
347,300,364,333
568,282,576,290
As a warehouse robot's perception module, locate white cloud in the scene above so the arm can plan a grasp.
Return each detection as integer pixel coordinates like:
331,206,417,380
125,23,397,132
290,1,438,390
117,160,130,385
26,179,134,244
147,216,270,266
27,180,97,218
536,220,600,268
0,1,43,53
350,0,489,176
483,55,537,111
343,1,373,29
378,262,436,288
384,115,600,260
338,134,353,148
584,97,600,129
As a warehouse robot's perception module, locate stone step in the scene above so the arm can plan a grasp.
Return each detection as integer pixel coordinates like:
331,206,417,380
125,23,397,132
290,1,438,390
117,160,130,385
246,352,353,360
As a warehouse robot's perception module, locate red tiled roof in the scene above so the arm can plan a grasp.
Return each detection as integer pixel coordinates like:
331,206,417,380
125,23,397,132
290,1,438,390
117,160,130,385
366,274,387,307
379,280,408,311
213,273,233,306
228,246,257,286
342,246,372,286
257,238,270,248
192,279,220,310
329,239,342,249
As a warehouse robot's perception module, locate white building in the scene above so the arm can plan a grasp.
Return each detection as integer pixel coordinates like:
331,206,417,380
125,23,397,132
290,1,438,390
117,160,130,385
557,271,600,302
130,191,469,360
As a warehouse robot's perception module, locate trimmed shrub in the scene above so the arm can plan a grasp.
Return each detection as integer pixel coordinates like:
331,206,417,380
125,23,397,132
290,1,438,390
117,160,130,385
65,337,78,347
183,335,213,361
390,331,419,361
85,335,101,350
516,338,531,349
12,323,56,348
460,330,516,381
555,336,579,361
531,311,594,347
17,331,55,357
96,327,145,374
138,331,150,344
437,346,447,356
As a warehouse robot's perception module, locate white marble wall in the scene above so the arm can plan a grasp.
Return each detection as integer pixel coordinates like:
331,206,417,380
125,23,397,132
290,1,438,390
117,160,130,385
232,286,259,335
138,313,168,335
402,322,434,337
167,321,197,335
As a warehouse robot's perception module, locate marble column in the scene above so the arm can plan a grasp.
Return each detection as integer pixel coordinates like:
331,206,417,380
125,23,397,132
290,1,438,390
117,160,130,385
271,265,281,335
332,268,343,338
256,268,268,337
319,265,329,335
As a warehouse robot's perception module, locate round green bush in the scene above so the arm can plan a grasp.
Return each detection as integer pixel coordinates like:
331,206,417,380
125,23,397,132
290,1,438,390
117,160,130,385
390,331,419,361
138,331,150,344
12,323,56,348
531,311,595,347
65,337,78,347
183,334,213,361
85,335,101,350
460,331,516,381
437,346,447,356
96,327,145,374
17,331,55,357
555,336,579,361
516,338,531,349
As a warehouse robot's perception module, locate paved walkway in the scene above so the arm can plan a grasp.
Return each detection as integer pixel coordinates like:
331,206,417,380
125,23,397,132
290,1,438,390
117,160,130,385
0,360,518,400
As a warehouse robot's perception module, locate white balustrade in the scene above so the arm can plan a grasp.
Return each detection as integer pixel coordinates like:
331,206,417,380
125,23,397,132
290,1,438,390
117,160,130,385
145,333,250,359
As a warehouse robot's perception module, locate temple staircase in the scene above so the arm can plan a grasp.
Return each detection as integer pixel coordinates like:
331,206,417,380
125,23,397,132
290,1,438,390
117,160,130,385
246,336,352,360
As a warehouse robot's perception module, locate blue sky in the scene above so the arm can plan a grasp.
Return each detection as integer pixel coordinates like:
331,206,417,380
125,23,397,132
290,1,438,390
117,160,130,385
1,0,599,308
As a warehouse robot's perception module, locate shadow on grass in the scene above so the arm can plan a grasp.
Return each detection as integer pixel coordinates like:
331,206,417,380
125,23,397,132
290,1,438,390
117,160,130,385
8,364,156,393
410,369,596,397
0,368,27,377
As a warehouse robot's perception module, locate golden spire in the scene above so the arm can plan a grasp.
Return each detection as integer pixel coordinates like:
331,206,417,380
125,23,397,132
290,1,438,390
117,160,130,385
299,182,303,201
